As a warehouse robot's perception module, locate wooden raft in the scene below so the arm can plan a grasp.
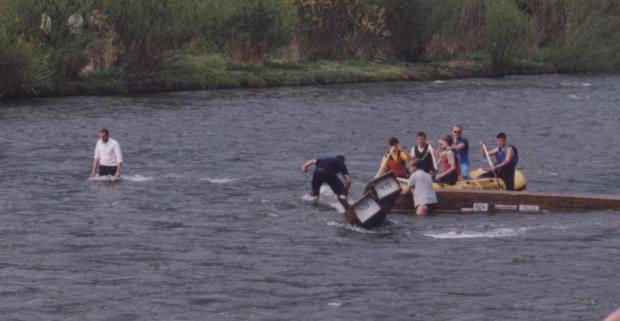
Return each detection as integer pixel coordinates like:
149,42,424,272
393,189,620,213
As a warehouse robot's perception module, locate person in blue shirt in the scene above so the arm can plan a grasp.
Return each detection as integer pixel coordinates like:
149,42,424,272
452,125,471,179
301,155,351,201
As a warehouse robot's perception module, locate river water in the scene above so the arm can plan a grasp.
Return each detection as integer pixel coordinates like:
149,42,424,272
1,74,618,320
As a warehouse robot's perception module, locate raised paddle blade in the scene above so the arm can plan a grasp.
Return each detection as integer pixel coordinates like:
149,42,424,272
375,146,395,178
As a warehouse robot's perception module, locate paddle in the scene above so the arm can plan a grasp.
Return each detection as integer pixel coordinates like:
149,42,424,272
481,142,502,189
375,146,395,178
427,142,438,172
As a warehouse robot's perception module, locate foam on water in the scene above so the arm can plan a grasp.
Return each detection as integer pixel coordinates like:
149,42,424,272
423,227,530,239
88,175,120,182
203,178,239,184
122,175,154,182
327,221,391,234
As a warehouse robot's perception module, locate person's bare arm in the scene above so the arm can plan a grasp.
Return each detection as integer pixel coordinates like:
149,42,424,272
301,159,316,173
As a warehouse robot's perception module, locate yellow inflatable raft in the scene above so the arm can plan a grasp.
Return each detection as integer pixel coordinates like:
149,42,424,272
396,169,526,192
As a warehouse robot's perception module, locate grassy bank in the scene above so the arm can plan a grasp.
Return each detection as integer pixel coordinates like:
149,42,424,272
55,52,557,97
2,0,617,99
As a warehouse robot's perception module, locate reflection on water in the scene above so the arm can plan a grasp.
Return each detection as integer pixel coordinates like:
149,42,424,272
0,74,619,320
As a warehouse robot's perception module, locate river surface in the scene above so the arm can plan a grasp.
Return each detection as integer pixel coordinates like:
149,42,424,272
1,74,619,321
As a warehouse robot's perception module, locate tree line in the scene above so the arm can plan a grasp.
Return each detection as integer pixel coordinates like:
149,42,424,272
1,0,618,98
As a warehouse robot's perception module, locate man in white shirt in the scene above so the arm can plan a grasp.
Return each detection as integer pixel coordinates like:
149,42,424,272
91,128,123,178
401,159,437,215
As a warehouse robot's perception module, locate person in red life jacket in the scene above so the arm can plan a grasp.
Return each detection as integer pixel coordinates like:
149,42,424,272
301,155,351,201
410,132,438,177
380,137,412,178
479,132,519,190
435,134,461,185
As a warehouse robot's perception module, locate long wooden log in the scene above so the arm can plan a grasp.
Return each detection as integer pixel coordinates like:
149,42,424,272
393,189,620,213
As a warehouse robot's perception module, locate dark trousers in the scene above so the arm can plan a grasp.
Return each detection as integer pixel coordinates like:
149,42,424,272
437,172,458,185
480,166,515,190
99,165,118,176
311,171,345,196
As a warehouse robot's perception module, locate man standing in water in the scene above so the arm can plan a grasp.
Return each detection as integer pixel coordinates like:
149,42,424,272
301,155,351,201
479,132,518,190
401,160,437,215
91,128,123,178
452,125,471,179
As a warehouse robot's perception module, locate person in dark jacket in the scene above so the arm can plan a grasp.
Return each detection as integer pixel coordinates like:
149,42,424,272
302,155,351,201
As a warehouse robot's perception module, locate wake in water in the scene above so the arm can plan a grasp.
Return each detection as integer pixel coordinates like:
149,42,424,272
88,175,121,182
88,174,154,182
327,221,391,234
423,228,526,239
202,178,240,184
88,175,239,183
422,225,552,239
301,185,348,213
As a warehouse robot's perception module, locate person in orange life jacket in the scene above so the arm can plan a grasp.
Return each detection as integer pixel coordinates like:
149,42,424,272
479,132,519,190
302,155,351,201
435,134,460,185
380,137,412,178
410,132,438,177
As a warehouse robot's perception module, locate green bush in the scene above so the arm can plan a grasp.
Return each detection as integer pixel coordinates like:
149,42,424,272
0,31,52,98
484,0,540,76
222,0,296,64
552,13,620,71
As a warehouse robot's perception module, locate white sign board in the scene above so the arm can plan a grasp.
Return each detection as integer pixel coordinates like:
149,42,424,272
519,204,540,212
473,203,489,212
373,174,401,200
495,204,518,211
352,194,382,223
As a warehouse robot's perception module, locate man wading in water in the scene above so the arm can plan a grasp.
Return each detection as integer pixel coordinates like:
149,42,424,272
301,155,351,203
91,128,123,178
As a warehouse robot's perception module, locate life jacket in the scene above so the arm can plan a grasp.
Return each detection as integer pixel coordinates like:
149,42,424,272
414,145,435,173
385,150,409,178
442,148,461,179
497,145,518,168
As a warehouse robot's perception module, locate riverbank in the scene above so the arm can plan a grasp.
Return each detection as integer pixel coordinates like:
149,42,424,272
28,52,557,100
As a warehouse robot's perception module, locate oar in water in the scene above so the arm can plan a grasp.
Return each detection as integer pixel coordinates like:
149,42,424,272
481,142,502,189
375,146,395,178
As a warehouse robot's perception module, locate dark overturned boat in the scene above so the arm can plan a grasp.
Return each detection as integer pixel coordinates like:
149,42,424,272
342,172,402,229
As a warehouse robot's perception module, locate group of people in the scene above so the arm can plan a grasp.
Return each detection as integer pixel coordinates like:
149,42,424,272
301,125,519,216
91,126,517,217
380,126,519,191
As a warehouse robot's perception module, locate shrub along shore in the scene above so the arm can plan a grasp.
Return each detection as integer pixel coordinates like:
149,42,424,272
52,52,557,98
1,0,617,100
